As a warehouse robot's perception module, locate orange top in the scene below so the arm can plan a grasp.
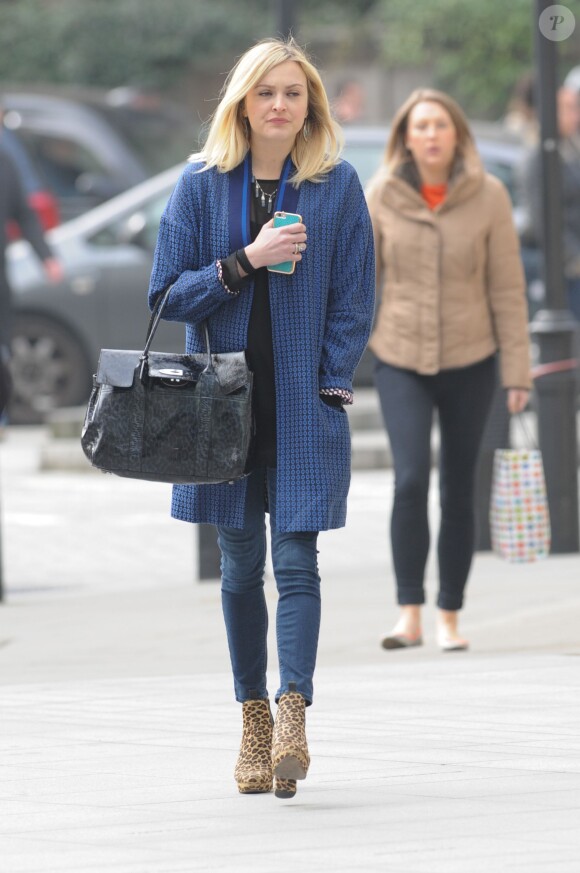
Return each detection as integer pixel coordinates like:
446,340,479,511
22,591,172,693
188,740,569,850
421,183,447,210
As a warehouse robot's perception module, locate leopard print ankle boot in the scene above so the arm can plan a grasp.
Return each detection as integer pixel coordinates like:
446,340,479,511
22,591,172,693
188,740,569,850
234,698,274,794
272,683,310,796
274,776,297,799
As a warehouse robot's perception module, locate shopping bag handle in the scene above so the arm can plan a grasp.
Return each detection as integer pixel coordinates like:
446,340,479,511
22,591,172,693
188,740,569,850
512,412,537,449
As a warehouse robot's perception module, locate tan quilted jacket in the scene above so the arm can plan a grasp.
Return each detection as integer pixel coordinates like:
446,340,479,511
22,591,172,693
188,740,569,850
365,148,532,389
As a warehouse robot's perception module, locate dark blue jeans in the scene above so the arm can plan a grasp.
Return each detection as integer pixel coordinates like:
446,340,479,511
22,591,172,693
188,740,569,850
374,356,497,611
217,467,320,706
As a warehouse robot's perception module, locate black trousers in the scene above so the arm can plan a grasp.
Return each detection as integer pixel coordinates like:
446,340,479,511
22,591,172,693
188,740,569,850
374,355,497,611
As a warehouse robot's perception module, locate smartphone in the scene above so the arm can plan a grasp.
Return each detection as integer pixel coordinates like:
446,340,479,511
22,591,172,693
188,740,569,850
267,211,303,275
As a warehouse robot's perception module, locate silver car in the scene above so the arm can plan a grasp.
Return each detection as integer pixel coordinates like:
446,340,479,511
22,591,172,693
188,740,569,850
8,165,184,422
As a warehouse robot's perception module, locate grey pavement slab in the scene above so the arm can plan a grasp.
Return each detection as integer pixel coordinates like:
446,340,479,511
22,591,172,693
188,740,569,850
1,426,580,872
1,659,580,872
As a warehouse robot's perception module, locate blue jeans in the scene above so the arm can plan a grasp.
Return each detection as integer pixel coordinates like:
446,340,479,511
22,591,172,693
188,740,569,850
374,355,496,611
217,467,320,706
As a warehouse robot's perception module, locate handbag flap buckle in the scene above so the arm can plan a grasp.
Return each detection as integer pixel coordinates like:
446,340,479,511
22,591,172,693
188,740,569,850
147,352,205,383
96,349,142,387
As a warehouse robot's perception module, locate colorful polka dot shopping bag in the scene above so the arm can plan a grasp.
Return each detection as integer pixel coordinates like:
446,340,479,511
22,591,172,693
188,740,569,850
489,448,551,562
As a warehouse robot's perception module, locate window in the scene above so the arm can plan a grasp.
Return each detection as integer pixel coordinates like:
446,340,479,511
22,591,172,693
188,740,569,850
88,190,169,250
17,130,108,198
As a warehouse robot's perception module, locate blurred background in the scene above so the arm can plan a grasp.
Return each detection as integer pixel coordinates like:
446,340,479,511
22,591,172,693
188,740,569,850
1,0,580,424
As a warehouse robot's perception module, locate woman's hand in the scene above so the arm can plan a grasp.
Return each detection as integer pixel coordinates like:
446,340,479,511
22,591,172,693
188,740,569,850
507,388,530,415
244,219,307,270
43,257,65,284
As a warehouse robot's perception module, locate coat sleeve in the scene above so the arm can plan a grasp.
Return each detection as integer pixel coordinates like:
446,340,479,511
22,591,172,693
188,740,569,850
519,144,580,271
5,153,52,263
486,178,532,389
147,166,235,323
318,169,376,395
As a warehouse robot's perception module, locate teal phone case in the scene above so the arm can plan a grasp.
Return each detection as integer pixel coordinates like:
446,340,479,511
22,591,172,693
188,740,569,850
267,211,302,274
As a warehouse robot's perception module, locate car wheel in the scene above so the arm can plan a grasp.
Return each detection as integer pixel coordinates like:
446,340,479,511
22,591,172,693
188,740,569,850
9,314,92,424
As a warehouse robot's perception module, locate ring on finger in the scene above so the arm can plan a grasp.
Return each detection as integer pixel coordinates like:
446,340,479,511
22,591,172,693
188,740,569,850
293,243,300,255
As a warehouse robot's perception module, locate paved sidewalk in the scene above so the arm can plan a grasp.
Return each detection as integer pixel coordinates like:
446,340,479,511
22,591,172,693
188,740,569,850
1,427,580,872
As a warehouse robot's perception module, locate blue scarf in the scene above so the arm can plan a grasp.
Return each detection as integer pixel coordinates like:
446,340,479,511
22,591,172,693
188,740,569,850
228,152,300,249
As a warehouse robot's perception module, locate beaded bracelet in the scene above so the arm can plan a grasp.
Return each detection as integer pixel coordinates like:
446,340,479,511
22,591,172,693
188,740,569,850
216,259,239,296
235,248,257,275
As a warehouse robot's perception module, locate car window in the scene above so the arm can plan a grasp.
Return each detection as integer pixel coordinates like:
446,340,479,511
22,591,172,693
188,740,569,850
343,135,520,205
16,130,108,197
93,104,197,175
88,190,169,250
479,157,516,203
342,143,384,187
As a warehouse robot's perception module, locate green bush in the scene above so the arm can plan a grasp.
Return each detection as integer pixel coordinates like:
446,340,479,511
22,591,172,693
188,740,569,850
0,0,270,88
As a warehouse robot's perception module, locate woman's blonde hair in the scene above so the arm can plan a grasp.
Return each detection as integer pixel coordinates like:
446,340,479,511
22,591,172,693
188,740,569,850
384,88,475,176
190,38,343,185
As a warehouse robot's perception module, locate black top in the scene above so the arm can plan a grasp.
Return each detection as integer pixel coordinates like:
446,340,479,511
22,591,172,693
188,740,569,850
221,179,278,468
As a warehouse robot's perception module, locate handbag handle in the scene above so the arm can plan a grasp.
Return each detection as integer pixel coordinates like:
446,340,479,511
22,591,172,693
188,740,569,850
140,286,212,377
142,285,174,356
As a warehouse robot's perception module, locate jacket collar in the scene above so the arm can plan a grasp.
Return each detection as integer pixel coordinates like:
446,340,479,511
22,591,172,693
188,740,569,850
379,143,485,221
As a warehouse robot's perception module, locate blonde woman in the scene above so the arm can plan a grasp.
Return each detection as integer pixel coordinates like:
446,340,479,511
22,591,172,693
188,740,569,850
149,39,375,799
366,90,531,653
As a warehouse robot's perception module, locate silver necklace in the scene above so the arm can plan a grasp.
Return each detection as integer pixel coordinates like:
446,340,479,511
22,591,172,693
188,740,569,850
252,175,278,213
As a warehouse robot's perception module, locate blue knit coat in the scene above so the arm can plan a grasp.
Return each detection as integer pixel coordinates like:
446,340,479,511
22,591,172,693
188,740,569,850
148,157,375,532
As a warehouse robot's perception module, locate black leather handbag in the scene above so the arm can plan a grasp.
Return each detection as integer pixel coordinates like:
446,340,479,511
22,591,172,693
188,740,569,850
81,287,253,484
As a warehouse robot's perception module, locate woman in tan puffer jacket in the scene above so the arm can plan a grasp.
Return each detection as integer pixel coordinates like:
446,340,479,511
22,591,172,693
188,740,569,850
366,89,531,652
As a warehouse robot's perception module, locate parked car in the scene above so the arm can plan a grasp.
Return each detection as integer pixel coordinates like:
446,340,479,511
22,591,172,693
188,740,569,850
7,124,538,424
1,88,198,223
8,164,185,423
